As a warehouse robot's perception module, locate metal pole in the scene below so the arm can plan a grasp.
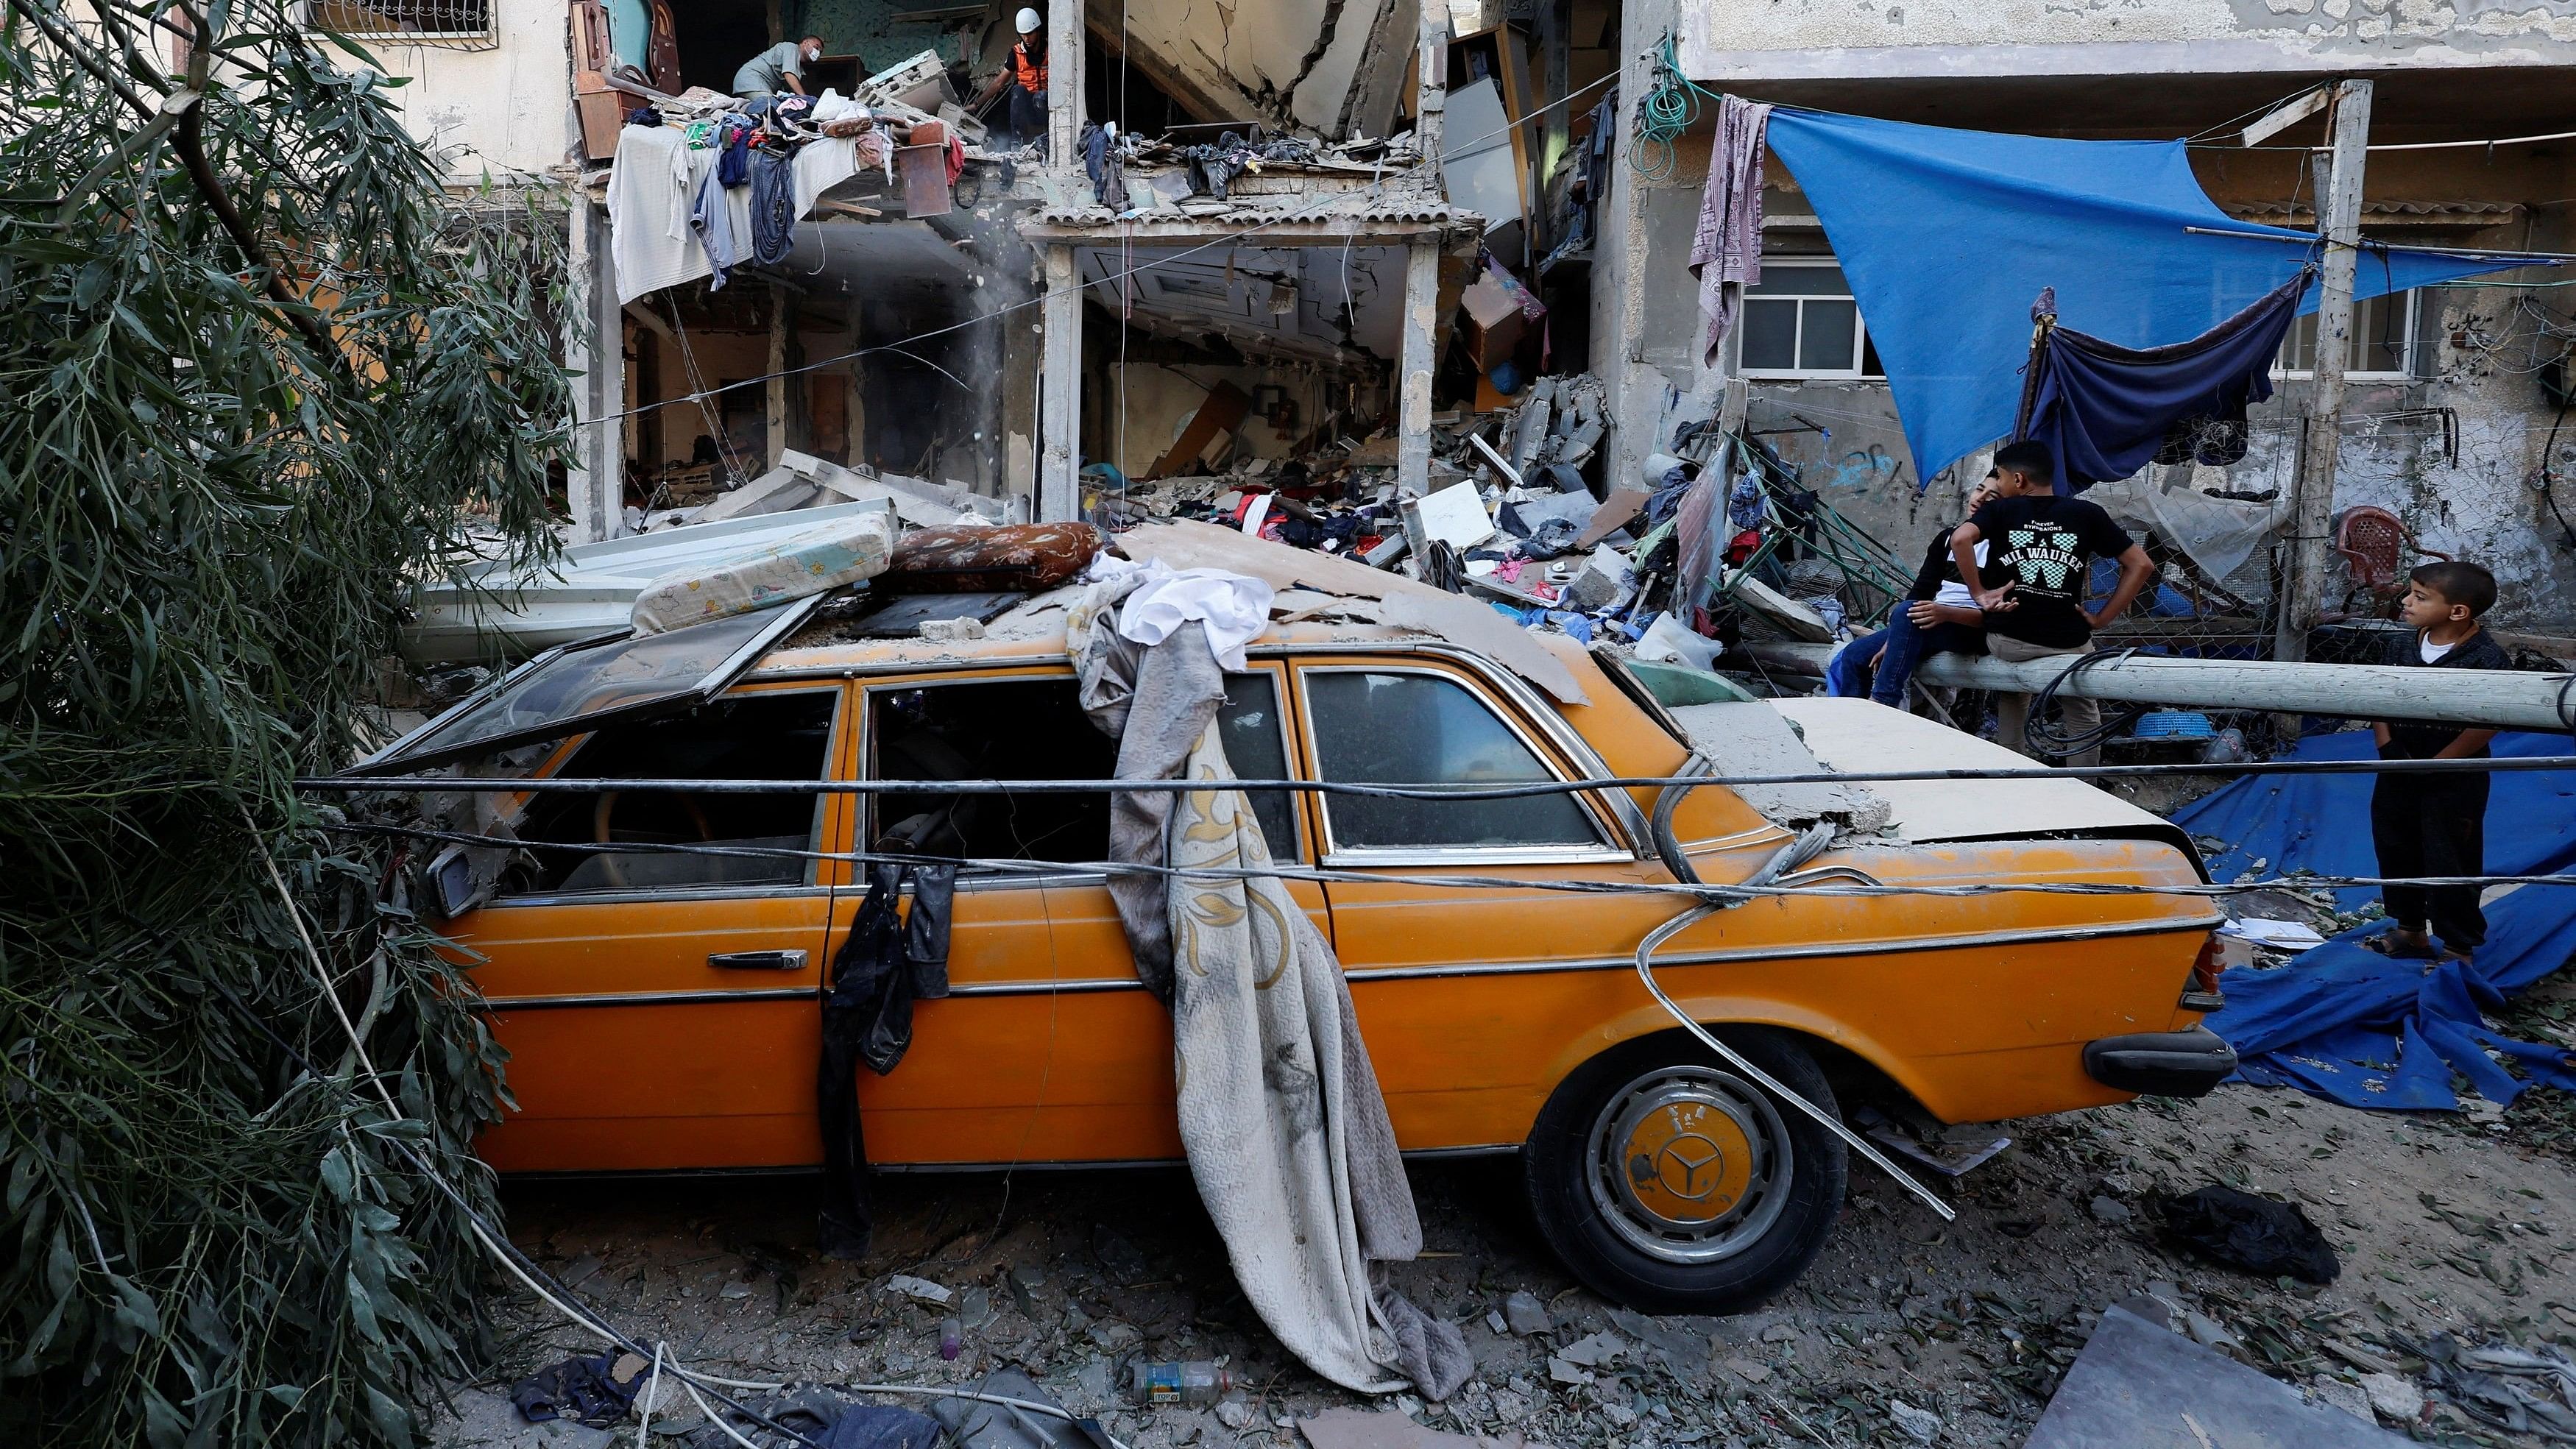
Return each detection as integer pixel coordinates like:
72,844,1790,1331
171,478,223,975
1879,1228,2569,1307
2272,78,2372,679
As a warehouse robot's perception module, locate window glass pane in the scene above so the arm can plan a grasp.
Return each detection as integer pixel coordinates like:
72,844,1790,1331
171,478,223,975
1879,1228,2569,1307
1217,673,1300,857
1799,299,1859,371
2353,291,2407,375
1747,265,1849,297
870,678,1114,866
1305,671,1599,849
511,691,835,895
1740,299,1797,371
381,607,791,768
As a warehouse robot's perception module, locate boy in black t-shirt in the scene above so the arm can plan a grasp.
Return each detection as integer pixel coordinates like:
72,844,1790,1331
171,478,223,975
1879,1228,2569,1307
1949,440,2157,767
2369,560,2512,962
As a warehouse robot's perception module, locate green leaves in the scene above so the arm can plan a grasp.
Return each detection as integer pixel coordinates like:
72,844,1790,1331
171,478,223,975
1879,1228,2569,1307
1,0,567,1442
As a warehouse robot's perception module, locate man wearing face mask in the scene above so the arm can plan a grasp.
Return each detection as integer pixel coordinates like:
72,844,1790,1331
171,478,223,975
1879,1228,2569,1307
735,35,824,99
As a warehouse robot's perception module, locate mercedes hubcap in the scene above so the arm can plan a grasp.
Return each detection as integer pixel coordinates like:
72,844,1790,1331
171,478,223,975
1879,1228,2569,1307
1585,1065,1791,1264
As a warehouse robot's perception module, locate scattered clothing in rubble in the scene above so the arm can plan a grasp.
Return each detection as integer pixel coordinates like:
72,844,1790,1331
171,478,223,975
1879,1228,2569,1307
2151,1185,2340,1283
509,1352,644,1428
1689,95,1772,366
2019,271,2309,492
1066,577,1472,1400
928,1370,1095,1449
1079,122,1126,208
748,149,799,264
817,860,955,1257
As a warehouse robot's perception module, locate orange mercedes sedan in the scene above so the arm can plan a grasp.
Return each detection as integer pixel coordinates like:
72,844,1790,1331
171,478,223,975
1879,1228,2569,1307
372,577,2228,1313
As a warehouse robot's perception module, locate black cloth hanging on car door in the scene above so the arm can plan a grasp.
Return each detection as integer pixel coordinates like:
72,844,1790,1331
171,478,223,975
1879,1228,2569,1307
817,859,956,1258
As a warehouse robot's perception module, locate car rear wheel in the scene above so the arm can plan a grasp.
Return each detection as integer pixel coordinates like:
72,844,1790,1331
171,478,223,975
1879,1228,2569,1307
1524,1027,1847,1314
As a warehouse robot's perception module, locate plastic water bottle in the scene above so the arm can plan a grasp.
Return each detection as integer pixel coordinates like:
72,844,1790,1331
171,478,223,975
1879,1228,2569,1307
1131,1361,1229,1405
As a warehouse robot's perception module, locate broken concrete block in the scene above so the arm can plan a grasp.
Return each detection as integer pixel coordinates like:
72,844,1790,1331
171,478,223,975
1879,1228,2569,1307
1404,481,1496,552
2308,1375,2374,1424
1501,1290,1549,1336
1561,545,1633,613
2360,1372,2422,1423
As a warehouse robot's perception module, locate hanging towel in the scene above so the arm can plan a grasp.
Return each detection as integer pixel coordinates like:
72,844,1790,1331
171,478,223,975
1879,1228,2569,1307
749,149,799,266
606,122,703,305
1689,95,1772,368
1066,578,1471,1401
2020,271,2310,492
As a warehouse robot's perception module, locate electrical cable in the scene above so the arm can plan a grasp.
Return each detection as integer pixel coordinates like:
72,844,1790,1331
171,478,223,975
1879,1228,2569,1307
2022,647,2153,759
230,827,1142,1449
295,750,2576,799
316,817,2576,906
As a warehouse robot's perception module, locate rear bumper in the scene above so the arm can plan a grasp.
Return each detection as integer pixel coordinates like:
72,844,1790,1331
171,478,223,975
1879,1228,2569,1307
2082,1027,2237,1099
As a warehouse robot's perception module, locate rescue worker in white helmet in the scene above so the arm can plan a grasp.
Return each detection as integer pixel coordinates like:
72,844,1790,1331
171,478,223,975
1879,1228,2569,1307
971,7,1048,156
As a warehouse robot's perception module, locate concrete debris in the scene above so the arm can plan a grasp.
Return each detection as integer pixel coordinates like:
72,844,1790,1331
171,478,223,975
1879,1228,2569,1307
2358,1373,2423,1423
2310,1375,2375,1423
883,1274,952,1305
1499,1292,1549,1337
1886,1398,1943,1444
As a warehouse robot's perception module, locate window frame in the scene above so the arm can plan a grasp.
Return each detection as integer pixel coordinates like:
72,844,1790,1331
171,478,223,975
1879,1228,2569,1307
487,679,851,906
2273,288,2420,382
1290,661,1631,869
297,0,495,43
1733,259,1882,381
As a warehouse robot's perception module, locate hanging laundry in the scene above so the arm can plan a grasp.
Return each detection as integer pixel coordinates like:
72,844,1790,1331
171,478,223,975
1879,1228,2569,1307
717,122,753,187
689,159,742,291
1688,94,1772,367
2018,271,2309,492
1079,121,1124,208
816,860,955,1257
606,121,699,305
747,149,798,265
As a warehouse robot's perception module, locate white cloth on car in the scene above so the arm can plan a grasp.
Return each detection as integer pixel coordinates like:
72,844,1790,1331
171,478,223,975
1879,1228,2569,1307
1091,557,1277,670
1066,573,1471,1401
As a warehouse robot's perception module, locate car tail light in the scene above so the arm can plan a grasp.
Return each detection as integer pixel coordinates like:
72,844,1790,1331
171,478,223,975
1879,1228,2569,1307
2179,934,2226,1013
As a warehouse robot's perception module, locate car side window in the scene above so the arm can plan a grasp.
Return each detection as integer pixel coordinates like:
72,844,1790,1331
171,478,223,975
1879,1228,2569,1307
1303,669,1602,851
506,690,838,896
865,672,1301,870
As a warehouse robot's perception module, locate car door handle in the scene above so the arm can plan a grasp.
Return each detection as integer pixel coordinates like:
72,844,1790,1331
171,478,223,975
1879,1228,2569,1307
707,950,808,971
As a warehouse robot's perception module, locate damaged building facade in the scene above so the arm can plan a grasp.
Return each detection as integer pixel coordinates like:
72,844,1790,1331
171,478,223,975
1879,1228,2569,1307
1595,0,2576,633
361,0,1631,562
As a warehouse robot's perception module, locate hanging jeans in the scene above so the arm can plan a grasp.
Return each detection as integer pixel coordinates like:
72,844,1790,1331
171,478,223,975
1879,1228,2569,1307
1989,635,2105,768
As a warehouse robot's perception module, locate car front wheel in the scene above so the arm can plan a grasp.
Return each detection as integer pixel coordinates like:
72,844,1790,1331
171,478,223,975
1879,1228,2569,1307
1524,1027,1847,1314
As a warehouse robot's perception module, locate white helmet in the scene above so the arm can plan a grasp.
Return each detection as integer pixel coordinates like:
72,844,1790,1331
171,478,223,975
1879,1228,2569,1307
1015,7,1041,32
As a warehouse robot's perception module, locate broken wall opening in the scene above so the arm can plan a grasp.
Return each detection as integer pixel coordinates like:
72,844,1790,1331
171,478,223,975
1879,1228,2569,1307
1076,241,1406,497
621,215,1030,520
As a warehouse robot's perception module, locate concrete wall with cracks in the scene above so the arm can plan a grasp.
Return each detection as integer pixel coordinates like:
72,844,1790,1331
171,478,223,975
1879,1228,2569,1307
1103,0,1420,138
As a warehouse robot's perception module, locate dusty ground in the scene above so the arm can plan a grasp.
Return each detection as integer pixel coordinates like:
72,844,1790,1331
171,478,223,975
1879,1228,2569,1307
445,1056,2576,1449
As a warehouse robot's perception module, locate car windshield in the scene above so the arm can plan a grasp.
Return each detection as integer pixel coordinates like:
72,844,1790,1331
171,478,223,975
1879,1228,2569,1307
355,598,820,774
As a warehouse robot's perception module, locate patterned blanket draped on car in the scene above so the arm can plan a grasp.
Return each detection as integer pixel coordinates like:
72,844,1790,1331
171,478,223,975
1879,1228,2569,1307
1066,570,1471,1400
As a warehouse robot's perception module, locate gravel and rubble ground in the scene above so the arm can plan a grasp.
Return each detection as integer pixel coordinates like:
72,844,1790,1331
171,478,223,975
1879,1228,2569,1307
441,1041,2576,1449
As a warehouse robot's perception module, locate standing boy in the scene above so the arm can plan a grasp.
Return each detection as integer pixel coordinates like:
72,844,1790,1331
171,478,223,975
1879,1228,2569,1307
1951,439,2157,768
2370,561,2511,962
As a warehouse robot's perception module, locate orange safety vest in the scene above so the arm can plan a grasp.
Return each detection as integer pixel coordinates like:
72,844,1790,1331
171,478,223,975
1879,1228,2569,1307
1011,40,1046,93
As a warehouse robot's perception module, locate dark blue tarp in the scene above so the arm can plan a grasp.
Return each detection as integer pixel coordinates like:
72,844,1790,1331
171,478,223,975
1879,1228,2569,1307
2177,731,2576,1109
2024,273,2307,492
1761,109,2558,487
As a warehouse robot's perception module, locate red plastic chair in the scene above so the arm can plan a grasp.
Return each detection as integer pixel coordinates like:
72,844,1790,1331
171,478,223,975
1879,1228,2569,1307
2331,506,2451,617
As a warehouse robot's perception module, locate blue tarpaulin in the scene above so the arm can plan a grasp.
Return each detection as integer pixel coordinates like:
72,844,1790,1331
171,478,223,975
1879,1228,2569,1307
1761,109,2558,487
2176,731,2576,1109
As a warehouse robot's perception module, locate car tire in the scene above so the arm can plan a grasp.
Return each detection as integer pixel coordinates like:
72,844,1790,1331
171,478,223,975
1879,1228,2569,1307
1523,1027,1847,1315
